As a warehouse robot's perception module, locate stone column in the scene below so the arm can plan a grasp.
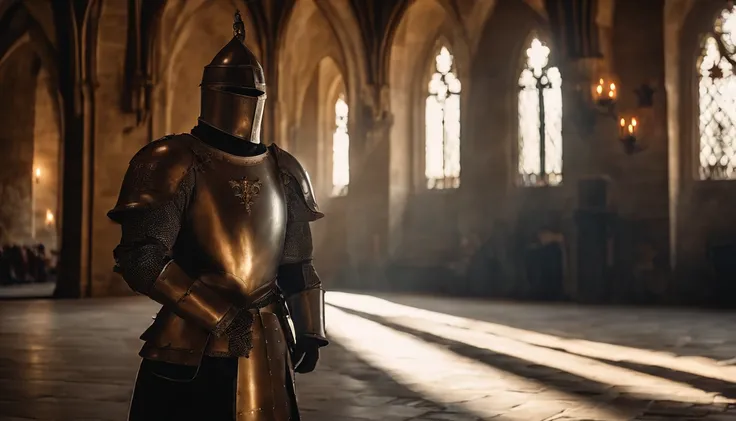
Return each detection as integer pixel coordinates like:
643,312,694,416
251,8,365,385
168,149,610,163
52,1,100,298
344,86,393,289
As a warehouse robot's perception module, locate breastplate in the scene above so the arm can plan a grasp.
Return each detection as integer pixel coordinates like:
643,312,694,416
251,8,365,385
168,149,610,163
176,141,287,302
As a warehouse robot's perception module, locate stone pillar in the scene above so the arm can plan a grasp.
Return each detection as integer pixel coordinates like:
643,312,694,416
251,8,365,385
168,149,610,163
52,1,100,298
344,87,392,289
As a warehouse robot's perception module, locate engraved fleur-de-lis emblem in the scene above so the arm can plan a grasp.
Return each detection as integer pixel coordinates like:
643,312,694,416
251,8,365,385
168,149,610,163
229,177,262,214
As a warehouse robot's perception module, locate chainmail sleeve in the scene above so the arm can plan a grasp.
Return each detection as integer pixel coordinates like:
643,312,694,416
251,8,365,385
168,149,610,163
278,168,328,345
278,175,320,295
112,169,195,294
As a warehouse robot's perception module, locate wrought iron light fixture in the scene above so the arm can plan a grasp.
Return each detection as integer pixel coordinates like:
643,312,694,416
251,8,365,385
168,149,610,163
578,76,654,154
618,116,640,154
592,77,618,111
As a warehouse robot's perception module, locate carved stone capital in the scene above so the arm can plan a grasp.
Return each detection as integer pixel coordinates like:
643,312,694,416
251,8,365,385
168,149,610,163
360,84,393,125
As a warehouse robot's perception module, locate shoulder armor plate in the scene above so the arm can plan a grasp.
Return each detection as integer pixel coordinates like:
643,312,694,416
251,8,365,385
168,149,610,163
269,143,324,221
107,134,198,222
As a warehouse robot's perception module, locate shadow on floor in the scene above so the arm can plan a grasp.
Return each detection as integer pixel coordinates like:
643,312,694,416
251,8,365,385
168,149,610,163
368,292,736,361
331,304,728,420
302,341,485,421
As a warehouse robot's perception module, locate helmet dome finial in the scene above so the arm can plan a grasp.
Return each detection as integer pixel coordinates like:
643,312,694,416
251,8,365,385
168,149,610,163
233,9,245,42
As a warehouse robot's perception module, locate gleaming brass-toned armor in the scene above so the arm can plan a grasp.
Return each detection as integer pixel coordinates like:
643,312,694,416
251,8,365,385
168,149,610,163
108,10,327,421
199,9,265,144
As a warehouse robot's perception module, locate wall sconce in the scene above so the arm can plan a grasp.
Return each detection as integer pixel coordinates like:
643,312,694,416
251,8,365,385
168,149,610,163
577,76,652,154
592,78,617,110
34,168,41,184
577,77,619,133
618,117,641,154
45,209,55,226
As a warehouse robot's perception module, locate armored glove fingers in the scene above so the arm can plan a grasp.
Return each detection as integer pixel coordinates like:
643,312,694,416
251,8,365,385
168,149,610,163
293,336,321,373
222,309,255,357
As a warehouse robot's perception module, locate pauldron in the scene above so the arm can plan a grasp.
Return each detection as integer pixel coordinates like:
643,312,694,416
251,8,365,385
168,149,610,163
269,143,324,222
108,134,199,222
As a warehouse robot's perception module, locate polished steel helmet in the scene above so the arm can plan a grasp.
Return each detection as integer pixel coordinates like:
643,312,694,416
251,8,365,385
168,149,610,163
198,10,266,144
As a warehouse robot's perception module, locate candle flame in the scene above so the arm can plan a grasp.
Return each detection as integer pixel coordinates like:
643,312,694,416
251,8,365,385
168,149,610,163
628,124,634,134
45,210,54,224
596,85,603,95
620,118,626,126
35,168,41,178
631,118,637,127
609,83,616,91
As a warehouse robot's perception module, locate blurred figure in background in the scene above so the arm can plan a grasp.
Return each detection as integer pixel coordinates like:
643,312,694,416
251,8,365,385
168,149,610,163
0,243,54,285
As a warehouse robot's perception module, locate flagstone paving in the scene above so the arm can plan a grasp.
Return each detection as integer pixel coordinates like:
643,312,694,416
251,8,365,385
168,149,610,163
1,293,736,420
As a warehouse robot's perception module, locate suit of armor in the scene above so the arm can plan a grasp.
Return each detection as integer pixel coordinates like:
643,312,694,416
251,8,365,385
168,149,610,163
108,11,327,421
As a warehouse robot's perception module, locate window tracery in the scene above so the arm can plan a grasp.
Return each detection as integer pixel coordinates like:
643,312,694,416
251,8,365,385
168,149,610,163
518,37,563,187
425,46,461,190
332,95,349,196
698,6,736,180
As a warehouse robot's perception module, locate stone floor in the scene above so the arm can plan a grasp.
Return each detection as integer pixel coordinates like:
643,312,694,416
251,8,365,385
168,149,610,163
2,292,736,420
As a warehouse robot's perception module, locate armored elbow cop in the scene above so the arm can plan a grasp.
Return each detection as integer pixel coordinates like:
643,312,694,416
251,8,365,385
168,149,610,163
287,287,328,346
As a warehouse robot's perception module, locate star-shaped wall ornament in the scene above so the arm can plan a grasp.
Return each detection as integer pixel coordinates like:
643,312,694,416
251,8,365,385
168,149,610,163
634,84,656,108
709,62,724,80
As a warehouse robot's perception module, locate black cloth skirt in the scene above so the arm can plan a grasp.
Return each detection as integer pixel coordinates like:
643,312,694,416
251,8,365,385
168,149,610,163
128,356,238,421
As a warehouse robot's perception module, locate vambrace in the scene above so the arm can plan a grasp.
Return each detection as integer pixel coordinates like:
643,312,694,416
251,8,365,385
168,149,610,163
149,261,240,335
279,261,328,346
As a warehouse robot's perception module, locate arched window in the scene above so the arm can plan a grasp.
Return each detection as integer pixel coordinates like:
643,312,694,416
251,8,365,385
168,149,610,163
518,37,563,186
425,46,461,190
698,6,736,180
332,94,350,196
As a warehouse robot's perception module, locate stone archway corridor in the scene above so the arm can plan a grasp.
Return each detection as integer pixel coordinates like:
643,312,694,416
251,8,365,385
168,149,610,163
2,293,736,421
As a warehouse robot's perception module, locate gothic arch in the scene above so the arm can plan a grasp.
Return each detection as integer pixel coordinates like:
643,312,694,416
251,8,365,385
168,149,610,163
278,0,348,149
671,0,736,272
388,0,470,192
313,56,347,200
676,0,735,182
0,2,62,142
311,1,367,111
0,1,63,247
467,0,547,192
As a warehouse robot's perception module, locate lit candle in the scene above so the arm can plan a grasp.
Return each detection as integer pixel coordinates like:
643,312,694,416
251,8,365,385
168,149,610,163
619,118,627,138
619,117,638,139
593,78,617,104
45,209,54,225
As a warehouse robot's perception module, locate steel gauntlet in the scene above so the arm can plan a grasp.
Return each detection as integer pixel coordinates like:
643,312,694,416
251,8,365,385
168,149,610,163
148,261,239,334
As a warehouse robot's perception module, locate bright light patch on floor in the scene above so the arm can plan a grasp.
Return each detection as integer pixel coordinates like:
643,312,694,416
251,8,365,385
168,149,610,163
325,305,622,420
326,292,733,404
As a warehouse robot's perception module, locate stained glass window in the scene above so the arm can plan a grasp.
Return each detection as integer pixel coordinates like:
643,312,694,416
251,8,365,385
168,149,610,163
698,6,736,180
518,38,563,186
425,46,461,189
332,95,349,196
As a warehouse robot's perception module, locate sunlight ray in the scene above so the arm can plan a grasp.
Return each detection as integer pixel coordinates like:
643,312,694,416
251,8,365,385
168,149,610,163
326,292,736,393
326,305,627,420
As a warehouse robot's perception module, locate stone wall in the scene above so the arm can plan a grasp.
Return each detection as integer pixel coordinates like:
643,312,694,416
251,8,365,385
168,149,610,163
0,43,37,246
32,67,60,249
3,0,734,303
